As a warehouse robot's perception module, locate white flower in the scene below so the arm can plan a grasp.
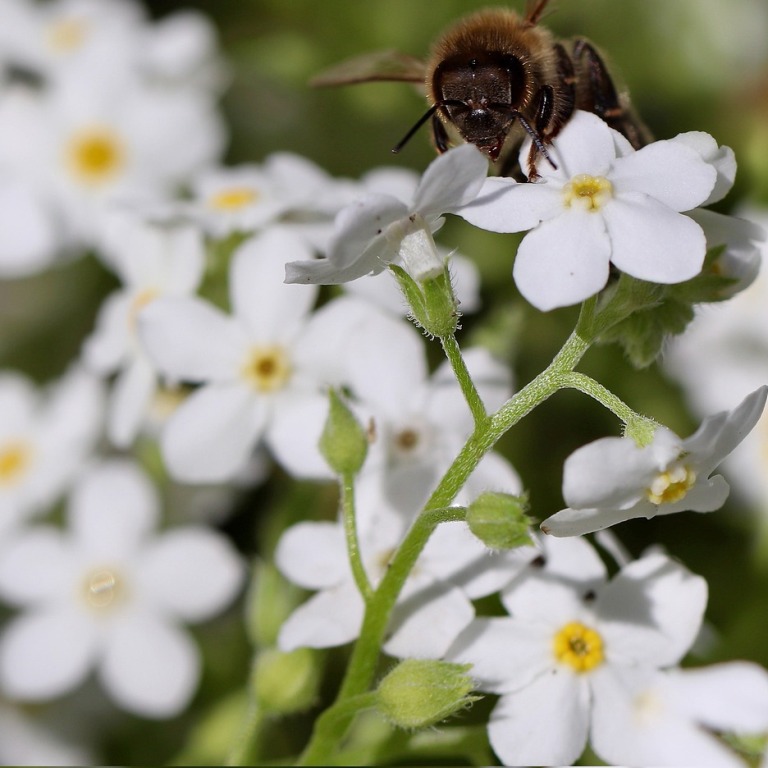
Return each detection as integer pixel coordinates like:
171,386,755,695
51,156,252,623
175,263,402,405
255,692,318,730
541,386,768,537
343,308,512,508
284,143,488,285
458,111,719,311
448,551,708,766
140,226,362,483
277,456,533,658
83,209,206,447
0,460,243,718
591,661,768,767
0,71,225,253
0,367,102,542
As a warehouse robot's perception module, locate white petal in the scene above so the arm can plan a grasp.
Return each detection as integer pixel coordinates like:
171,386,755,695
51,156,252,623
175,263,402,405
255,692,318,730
107,356,156,448
513,211,611,310
267,393,334,479
661,475,730,515
138,528,244,622
82,292,131,374
488,674,590,767
323,194,408,269
413,143,489,217
501,570,588,624
684,385,768,475
0,181,58,278
69,460,159,559
230,228,318,342
597,552,707,667
605,195,707,283
536,534,608,586
447,617,554,693
0,529,75,605
161,383,264,483
140,297,248,383
275,522,349,590
541,501,655,537
675,662,768,732
278,583,364,651
611,140,716,211
591,665,745,768
546,110,618,178
423,520,534,597
457,176,563,232
668,132,736,206
384,583,474,659
563,432,679,510
100,614,199,717
0,609,98,700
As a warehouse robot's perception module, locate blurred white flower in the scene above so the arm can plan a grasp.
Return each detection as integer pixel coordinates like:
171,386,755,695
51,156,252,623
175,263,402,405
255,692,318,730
83,210,206,447
448,552,708,766
0,366,102,542
343,308,512,508
191,153,359,240
591,661,768,767
140,226,364,482
458,111,719,311
277,455,532,658
541,386,767,537
0,459,244,717
665,208,768,510
284,143,488,285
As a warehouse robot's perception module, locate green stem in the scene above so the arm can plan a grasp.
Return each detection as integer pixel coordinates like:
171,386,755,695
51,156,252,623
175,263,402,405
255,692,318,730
341,472,373,602
226,668,266,766
298,304,599,765
560,371,638,425
297,692,379,765
440,333,488,427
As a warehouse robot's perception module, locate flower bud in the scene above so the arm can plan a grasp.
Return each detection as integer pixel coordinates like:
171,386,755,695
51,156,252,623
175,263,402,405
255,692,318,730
245,559,300,647
467,491,534,550
390,263,460,338
253,647,321,715
376,659,480,729
319,389,368,476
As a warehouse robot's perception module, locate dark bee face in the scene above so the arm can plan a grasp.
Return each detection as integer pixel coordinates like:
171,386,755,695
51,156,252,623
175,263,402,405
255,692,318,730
432,52,526,159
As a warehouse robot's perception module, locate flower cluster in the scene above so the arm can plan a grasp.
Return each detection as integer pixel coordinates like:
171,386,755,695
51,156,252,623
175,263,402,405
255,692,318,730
1,0,768,765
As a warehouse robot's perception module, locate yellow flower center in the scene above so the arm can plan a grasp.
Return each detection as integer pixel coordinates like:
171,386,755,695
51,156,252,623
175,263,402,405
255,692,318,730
0,441,32,486
241,346,292,393
563,174,613,212
208,187,261,211
46,18,87,52
553,621,604,673
394,427,420,453
65,127,125,185
128,287,159,329
83,567,123,611
646,464,696,505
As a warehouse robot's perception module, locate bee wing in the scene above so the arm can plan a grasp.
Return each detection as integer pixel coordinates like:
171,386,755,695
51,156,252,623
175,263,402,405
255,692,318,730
310,50,426,87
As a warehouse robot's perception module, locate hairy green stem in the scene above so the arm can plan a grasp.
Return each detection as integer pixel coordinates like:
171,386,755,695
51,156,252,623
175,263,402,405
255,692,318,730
341,473,373,602
440,333,488,427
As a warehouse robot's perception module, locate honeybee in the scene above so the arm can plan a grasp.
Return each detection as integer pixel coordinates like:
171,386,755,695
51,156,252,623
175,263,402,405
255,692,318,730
311,1,651,178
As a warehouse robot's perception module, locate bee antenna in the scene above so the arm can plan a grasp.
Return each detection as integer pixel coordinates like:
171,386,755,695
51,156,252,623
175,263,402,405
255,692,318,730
392,104,439,154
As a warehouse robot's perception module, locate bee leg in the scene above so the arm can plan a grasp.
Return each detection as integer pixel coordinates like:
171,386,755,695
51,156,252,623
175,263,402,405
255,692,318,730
524,85,558,180
526,45,576,179
432,111,451,153
572,39,650,148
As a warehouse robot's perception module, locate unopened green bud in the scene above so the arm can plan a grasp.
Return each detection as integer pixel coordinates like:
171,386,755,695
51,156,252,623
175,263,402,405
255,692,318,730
319,389,368,476
391,263,460,338
376,659,480,729
253,647,321,715
246,560,300,647
467,491,534,550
